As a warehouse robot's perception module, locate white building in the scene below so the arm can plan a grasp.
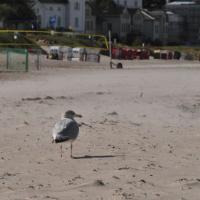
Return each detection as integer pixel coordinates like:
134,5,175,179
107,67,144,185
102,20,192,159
114,0,142,8
34,0,86,32
34,0,68,29
68,0,86,32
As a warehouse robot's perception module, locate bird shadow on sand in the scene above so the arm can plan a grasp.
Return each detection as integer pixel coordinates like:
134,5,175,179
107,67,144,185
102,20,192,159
72,154,124,160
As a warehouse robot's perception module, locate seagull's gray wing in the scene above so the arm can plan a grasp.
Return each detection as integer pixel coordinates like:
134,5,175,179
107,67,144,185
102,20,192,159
52,118,79,143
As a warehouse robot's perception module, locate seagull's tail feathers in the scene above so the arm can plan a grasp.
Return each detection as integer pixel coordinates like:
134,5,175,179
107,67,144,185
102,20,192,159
54,136,71,143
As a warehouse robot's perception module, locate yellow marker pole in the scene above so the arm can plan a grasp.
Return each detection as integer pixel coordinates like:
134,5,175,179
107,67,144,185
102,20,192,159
109,30,113,69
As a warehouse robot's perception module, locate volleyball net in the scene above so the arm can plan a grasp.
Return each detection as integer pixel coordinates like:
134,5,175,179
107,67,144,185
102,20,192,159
0,30,109,71
0,48,28,72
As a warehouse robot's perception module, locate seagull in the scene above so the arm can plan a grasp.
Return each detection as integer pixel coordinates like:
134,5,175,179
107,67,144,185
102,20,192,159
52,110,82,158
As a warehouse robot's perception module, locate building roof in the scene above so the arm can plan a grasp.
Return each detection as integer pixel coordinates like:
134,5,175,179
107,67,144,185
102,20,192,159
142,11,155,20
167,0,195,5
136,9,155,20
38,0,68,4
102,6,138,18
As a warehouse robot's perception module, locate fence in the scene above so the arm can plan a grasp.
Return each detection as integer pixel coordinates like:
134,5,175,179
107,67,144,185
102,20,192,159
0,48,28,72
28,49,42,71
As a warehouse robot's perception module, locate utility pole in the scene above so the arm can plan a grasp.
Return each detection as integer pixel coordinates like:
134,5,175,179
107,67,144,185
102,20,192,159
108,30,112,69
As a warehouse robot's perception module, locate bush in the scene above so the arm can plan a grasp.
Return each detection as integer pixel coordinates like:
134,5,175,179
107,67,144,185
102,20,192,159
184,53,194,60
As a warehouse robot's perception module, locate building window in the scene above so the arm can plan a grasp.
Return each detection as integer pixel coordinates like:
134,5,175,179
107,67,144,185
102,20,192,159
136,15,141,20
86,8,90,17
90,21,94,30
86,20,94,31
37,15,42,28
86,21,89,30
155,25,159,33
124,0,127,7
57,16,61,27
58,7,61,11
75,17,79,28
121,24,124,32
121,23,130,33
107,23,112,31
74,1,80,10
49,6,53,11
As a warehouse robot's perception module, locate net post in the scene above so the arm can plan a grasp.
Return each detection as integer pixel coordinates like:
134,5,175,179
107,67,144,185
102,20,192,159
36,49,39,70
25,49,29,72
6,48,9,70
108,30,113,69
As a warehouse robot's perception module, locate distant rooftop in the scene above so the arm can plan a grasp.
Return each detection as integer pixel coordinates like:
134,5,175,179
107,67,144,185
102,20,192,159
38,0,68,4
167,0,195,5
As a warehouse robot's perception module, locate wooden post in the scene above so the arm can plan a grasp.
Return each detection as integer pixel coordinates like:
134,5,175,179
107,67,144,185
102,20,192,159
25,49,29,72
108,30,113,69
36,49,40,70
6,49,8,70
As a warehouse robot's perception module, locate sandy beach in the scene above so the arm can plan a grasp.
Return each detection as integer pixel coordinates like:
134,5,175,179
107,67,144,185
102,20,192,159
1,60,200,200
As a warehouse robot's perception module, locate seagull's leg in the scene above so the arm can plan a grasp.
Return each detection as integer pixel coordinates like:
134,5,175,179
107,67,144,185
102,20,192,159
70,141,73,158
60,144,63,158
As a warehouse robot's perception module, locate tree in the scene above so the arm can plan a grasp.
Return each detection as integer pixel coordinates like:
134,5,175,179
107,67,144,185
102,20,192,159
87,0,118,33
143,0,166,9
0,0,36,27
87,0,117,22
0,4,15,21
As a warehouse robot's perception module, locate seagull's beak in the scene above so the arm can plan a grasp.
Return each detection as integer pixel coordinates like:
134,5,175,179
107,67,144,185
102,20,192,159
75,113,82,118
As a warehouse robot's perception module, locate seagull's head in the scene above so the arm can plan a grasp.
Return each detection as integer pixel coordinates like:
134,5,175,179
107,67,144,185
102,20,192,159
63,110,82,119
